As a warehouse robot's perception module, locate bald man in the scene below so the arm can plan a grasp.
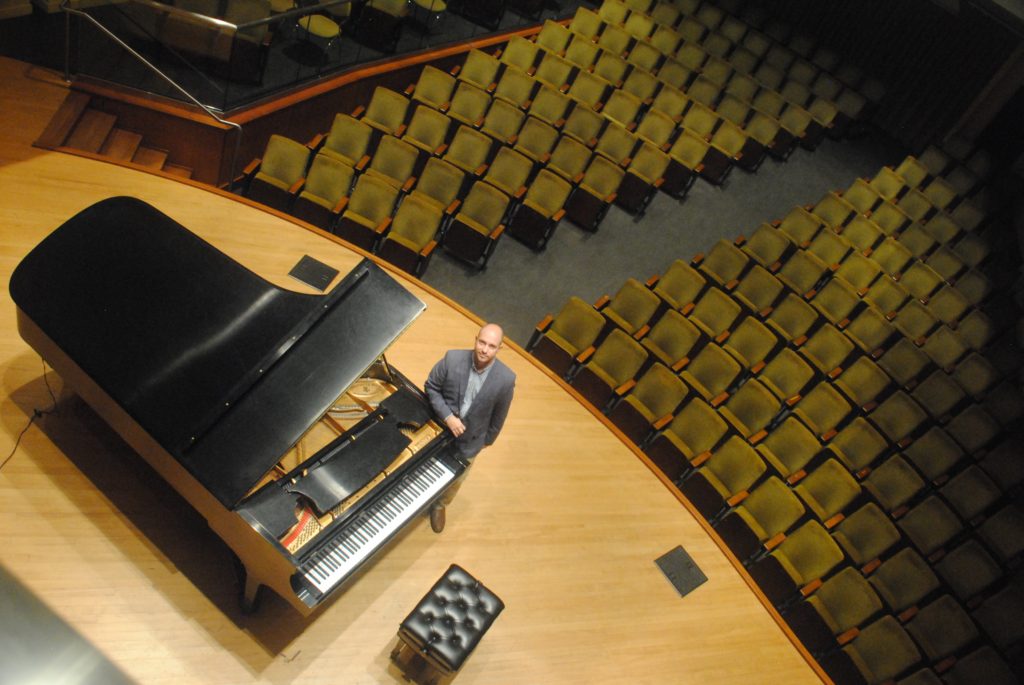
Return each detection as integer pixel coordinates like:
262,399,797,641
424,323,516,532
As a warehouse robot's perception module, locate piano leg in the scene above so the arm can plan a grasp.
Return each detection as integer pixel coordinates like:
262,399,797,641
233,556,264,614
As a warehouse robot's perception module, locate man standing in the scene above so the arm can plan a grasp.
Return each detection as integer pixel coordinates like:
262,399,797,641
424,323,515,533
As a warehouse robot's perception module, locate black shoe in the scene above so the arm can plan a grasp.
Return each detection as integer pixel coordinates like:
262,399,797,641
429,504,446,533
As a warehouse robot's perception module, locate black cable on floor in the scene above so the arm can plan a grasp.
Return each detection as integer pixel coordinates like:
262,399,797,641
0,358,58,472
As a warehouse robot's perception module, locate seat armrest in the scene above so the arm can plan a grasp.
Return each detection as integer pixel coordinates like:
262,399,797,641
534,314,554,333
575,346,596,364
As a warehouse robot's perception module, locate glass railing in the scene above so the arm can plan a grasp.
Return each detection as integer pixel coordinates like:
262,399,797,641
64,0,576,112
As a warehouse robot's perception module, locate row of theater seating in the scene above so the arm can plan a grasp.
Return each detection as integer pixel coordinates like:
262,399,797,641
237,0,886,276
526,141,1023,684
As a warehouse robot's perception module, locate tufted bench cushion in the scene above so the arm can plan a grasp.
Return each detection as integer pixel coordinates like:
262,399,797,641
398,564,504,674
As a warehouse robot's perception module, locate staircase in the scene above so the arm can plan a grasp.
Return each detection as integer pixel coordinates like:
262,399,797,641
36,91,194,179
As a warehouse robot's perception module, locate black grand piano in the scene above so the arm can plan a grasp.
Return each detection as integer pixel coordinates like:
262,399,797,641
9,197,464,614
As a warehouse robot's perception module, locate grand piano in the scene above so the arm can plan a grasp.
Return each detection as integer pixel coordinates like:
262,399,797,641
9,197,464,614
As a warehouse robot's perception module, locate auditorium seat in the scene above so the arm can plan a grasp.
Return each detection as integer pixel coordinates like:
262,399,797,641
977,504,1024,565
755,415,822,482
564,154,624,231
903,594,981,663
693,238,750,290
910,370,965,422
408,64,457,110
826,417,889,475
316,113,373,168
793,457,862,524
714,476,806,561
640,308,702,371
607,361,688,444
799,323,855,379
617,143,670,216
376,192,443,276
821,615,922,685
785,566,885,653
514,116,561,163
402,105,453,156
494,66,537,110
933,540,1003,604
356,87,410,136
867,547,941,614
442,180,509,269
862,454,924,515
901,425,966,484
749,519,845,605
455,49,501,92
940,465,1002,523
681,435,768,518
480,98,526,145
716,377,781,444
499,35,541,73
442,125,493,178
832,356,890,413
528,85,573,128
764,293,820,343
831,502,901,569
941,646,1018,685
593,277,662,338
242,133,311,211
528,295,607,377
791,383,852,442
644,396,731,481
722,316,778,371
364,134,419,191
290,152,355,229
569,327,649,410
679,342,742,405
687,286,742,341
773,206,826,247
898,496,964,558
447,81,492,128
737,224,792,273
867,390,928,448
483,147,532,199
333,172,400,251
647,259,707,313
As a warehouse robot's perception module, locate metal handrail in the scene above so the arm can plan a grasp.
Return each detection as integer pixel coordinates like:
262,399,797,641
60,0,245,185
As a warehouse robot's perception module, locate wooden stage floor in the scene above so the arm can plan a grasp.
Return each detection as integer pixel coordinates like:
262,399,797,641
0,57,823,684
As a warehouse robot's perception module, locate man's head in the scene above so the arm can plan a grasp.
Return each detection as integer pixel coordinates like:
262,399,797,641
473,323,504,370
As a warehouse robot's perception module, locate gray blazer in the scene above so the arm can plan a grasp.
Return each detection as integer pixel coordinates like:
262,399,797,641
424,349,516,459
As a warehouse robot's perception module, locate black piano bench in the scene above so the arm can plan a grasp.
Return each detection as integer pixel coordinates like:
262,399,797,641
390,564,504,684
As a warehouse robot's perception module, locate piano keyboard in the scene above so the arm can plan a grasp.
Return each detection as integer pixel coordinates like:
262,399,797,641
300,456,455,594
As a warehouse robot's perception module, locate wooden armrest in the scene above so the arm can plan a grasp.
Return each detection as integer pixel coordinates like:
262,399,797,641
804,288,817,299
576,346,596,363
861,558,882,575
821,427,837,442
680,302,695,316
308,132,325,149
671,356,690,373
490,224,506,240
573,172,585,184
836,628,859,646
690,450,712,468
800,578,823,597
402,176,417,193
726,491,748,507
553,208,566,222
652,413,673,431
288,177,305,195
514,186,527,199
710,391,729,408
588,137,598,148
474,163,489,176
750,360,766,375
355,154,370,171
375,216,392,234
554,118,566,128
827,366,843,379
615,378,637,396
823,512,844,529
646,274,661,288
786,469,807,485
632,324,650,340
691,252,705,265
895,606,918,624
395,123,407,137
403,82,415,96
242,157,261,175
332,195,349,214
861,400,878,413
351,104,366,118
486,82,496,93
420,240,437,258
769,260,781,272
771,219,781,227
535,314,554,332
785,394,802,407
440,101,451,113
606,192,617,204
539,152,551,164
446,199,461,215
758,306,774,318
763,532,785,551
837,317,850,329
714,330,731,344
749,429,768,444
654,177,665,189
734,235,747,246
449,64,461,76
792,334,808,347
725,278,739,291
594,294,610,309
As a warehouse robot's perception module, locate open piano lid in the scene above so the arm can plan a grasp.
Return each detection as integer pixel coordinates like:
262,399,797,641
10,197,426,508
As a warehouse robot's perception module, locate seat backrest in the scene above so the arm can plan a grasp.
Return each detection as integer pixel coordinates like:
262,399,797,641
608,278,661,331
390,194,442,248
348,173,399,221
364,87,409,133
259,134,310,185
591,328,648,384
324,114,373,165
414,157,464,209
550,296,605,350
525,169,572,216
460,181,509,233
302,153,354,205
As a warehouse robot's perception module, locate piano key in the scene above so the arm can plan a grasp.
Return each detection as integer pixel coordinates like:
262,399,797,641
300,456,456,594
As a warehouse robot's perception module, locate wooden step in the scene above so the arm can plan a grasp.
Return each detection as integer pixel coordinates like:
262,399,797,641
162,163,194,179
35,92,92,149
99,128,143,161
132,146,168,169
65,108,117,153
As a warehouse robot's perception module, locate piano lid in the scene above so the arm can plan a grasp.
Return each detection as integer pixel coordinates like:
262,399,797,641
10,197,426,507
